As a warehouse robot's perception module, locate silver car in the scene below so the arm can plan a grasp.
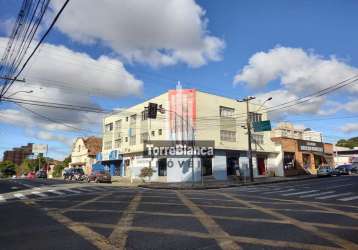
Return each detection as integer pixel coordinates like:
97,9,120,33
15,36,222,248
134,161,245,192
317,166,333,177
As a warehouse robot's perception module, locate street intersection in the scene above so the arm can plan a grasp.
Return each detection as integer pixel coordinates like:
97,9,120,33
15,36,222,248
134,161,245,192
0,176,357,250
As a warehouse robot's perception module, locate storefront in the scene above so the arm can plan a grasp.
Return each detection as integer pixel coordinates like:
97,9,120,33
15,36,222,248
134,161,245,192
94,150,124,176
272,138,334,176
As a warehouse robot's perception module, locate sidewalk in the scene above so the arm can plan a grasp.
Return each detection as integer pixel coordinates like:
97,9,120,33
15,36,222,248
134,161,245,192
138,175,317,190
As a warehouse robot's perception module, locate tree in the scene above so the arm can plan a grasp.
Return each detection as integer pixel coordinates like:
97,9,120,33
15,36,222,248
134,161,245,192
53,155,71,178
16,159,33,175
139,167,156,182
336,137,358,149
0,161,16,177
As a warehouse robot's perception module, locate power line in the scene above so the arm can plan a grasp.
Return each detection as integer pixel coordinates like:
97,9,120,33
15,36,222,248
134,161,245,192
1,0,69,97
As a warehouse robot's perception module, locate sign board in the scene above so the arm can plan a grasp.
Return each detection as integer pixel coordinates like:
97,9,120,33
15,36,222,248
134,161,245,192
253,120,271,132
32,144,48,154
298,140,324,153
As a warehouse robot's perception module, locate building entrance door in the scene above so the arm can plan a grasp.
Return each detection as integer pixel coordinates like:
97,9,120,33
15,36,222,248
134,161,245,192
227,157,238,176
201,157,212,176
158,158,167,176
257,157,266,175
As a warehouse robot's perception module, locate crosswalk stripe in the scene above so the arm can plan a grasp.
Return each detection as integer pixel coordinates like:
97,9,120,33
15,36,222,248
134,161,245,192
338,195,358,202
263,188,295,195
281,190,319,196
0,196,5,202
89,187,105,191
65,189,82,194
316,192,353,200
31,191,47,197
47,190,64,195
13,193,26,199
299,191,335,198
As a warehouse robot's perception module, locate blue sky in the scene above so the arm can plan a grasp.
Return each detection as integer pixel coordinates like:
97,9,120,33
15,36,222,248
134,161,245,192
0,0,357,160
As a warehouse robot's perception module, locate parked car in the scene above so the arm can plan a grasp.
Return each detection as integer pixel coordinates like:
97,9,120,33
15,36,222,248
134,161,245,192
317,165,333,177
335,164,353,175
36,170,47,179
27,171,36,179
86,170,111,183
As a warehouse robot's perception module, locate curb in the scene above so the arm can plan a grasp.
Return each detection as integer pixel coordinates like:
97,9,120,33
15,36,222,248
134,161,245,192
138,176,318,190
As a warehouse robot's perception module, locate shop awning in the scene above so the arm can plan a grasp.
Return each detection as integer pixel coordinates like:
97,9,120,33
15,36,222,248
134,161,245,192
70,162,85,166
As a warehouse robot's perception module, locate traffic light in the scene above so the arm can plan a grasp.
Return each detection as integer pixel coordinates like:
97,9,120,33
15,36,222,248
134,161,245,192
148,102,158,119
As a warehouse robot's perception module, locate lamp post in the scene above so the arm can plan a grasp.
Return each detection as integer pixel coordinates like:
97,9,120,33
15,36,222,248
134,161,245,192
237,96,272,182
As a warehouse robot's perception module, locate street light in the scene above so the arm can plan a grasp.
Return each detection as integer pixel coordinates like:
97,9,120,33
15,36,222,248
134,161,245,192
237,96,272,182
5,90,34,98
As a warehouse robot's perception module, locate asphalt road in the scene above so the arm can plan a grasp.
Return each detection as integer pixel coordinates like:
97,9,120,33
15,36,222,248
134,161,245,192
0,175,357,250
0,178,70,194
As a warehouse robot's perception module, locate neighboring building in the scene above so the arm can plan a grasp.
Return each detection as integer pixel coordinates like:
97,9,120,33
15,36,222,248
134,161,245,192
271,123,323,142
70,137,102,174
271,134,334,176
334,146,358,166
3,143,33,165
97,87,280,182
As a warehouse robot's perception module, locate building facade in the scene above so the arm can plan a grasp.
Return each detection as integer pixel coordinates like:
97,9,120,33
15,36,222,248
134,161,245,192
271,132,334,176
3,143,33,165
334,146,358,165
70,137,102,174
97,88,280,182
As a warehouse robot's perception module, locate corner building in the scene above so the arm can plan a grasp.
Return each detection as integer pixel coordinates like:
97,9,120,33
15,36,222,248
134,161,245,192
97,89,280,182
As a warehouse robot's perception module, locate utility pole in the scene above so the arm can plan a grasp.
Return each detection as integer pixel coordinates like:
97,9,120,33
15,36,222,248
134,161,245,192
245,98,254,182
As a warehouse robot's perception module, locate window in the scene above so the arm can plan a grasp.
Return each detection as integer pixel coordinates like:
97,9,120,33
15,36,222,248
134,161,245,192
151,131,155,137
125,137,128,142
114,139,122,148
130,135,136,145
220,130,236,142
126,117,128,122
130,114,136,125
140,132,149,143
252,134,264,144
115,120,122,130
105,123,113,132
249,112,262,123
141,110,148,121
104,141,112,150
158,129,162,136
220,106,235,117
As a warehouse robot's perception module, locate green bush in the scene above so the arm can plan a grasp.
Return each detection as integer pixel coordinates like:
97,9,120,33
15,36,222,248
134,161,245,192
139,167,156,181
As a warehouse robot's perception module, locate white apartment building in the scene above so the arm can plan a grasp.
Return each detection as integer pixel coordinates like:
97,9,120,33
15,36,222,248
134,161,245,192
271,123,322,142
70,137,102,175
96,87,281,182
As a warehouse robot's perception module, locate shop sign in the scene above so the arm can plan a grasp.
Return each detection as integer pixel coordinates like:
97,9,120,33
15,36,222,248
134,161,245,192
253,120,271,132
298,140,324,153
32,144,48,154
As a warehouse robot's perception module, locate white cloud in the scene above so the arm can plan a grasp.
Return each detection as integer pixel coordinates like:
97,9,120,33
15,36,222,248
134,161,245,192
341,123,358,133
234,46,358,93
0,37,142,148
345,100,358,113
235,46,358,117
49,0,224,67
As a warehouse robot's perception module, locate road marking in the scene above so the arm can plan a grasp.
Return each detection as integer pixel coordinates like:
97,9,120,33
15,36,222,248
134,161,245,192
0,195,5,202
75,188,91,192
263,188,295,195
46,211,116,250
281,190,318,196
176,191,241,250
13,193,26,199
109,193,142,248
316,192,353,200
299,191,335,198
47,189,65,195
64,189,82,194
221,192,358,249
89,187,105,191
338,195,358,202
31,191,47,197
